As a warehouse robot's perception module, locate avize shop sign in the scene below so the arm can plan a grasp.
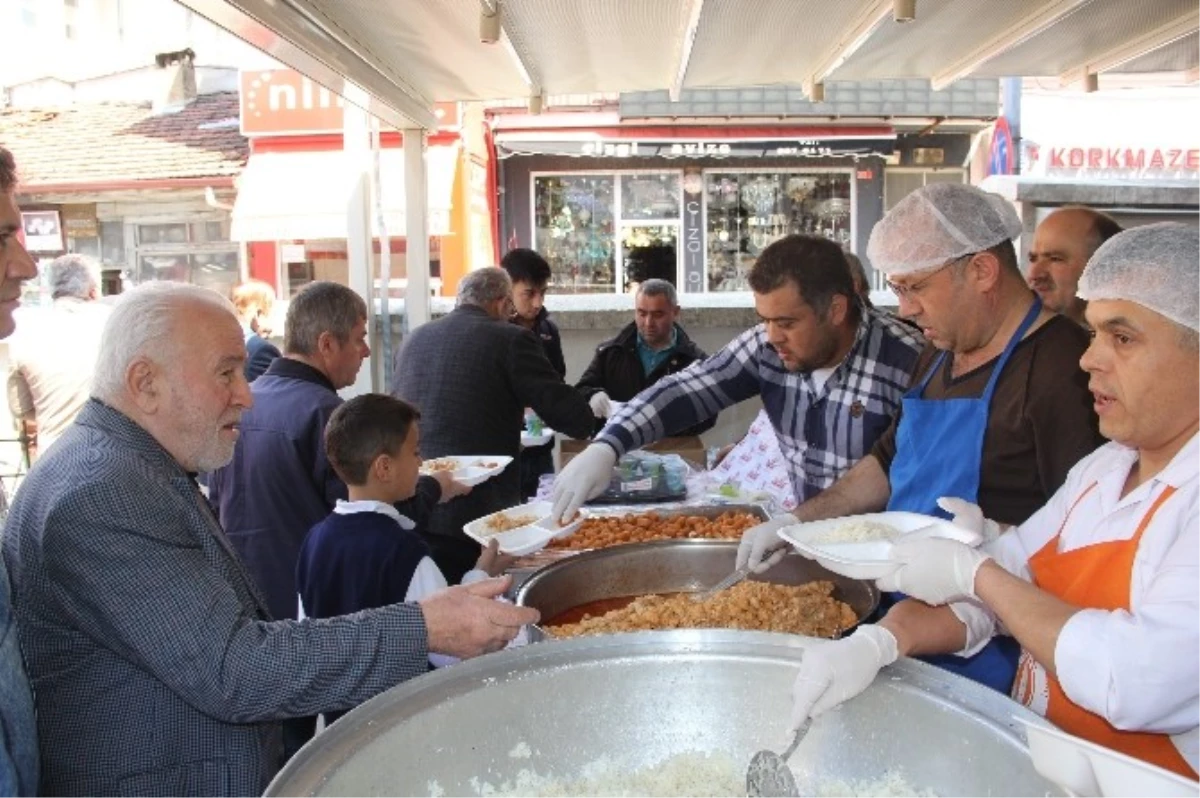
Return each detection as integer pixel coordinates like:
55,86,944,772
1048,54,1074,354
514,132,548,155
1042,145,1199,175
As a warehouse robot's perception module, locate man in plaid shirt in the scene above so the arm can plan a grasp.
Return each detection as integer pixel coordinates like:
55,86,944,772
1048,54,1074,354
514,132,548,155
552,234,923,522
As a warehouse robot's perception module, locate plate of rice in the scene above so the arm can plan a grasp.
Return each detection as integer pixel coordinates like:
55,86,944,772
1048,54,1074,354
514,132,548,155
776,512,980,580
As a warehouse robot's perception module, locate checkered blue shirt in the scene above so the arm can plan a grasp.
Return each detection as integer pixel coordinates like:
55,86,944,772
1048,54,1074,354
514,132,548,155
597,306,924,502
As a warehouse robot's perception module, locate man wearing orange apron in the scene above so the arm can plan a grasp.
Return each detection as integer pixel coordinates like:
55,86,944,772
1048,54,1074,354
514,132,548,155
791,222,1199,780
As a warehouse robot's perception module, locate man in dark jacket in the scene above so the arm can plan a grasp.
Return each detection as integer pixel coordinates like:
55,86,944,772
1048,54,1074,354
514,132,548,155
501,248,565,500
576,278,716,436
207,281,463,757
390,268,595,582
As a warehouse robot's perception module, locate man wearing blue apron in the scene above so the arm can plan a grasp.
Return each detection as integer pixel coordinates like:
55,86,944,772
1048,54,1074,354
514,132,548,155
739,183,1103,693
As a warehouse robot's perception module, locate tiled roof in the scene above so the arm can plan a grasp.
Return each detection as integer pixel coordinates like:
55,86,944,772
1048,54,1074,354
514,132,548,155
0,92,247,187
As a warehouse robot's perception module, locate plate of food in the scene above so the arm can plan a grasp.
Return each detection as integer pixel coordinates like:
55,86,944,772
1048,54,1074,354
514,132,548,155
776,511,981,580
463,501,588,556
420,455,513,487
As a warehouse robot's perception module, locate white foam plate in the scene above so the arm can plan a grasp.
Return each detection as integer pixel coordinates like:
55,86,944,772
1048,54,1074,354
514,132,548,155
421,455,513,488
776,511,981,580
1019,718,1198,797
521,429,554,447
463,501,588,556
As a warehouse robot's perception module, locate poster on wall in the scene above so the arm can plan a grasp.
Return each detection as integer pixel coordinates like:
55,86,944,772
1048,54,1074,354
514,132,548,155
21,210,64,253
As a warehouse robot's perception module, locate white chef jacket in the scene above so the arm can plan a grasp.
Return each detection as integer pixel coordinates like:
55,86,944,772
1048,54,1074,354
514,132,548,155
950,433,1199,771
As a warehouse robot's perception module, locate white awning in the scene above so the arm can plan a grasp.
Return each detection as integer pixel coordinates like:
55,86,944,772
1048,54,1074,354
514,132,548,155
230,144,458,242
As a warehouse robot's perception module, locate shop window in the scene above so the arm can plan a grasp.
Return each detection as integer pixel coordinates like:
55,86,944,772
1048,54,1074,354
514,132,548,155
705,171,852,292
620,173,681,220
133,216,239,296
533,175,616,294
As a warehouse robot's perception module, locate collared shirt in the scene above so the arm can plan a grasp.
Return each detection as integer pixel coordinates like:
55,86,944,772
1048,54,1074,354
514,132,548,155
597,306,924,501
636,327,678,376
333,499,416,530
952,434,1199,771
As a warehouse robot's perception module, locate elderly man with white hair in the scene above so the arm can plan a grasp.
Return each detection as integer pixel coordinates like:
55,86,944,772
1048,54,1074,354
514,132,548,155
2,281,539,796
6,252,110,459
739,184,1104,695
788,222,1199,780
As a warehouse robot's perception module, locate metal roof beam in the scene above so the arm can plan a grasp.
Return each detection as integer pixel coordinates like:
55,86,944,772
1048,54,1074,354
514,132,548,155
669,0,706,102
931,0,1092,91
1059,7,1199,87
177,0,439,130
802,0,892,99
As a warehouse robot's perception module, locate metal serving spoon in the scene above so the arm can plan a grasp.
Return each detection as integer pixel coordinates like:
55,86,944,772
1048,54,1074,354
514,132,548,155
691,563,752,603
746,716,812,797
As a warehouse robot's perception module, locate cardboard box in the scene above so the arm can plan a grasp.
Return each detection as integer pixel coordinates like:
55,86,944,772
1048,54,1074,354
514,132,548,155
559,436,707,471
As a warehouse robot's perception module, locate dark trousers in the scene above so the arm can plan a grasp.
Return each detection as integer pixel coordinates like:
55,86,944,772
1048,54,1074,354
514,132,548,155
283,714,317,761
421,531,484,585
519,444,555,501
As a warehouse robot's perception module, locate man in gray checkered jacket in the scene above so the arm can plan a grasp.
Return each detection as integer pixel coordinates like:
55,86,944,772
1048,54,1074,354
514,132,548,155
2,281,538,796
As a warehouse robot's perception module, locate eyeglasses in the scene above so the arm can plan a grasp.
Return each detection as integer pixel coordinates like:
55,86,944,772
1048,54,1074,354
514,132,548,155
886,253,975,301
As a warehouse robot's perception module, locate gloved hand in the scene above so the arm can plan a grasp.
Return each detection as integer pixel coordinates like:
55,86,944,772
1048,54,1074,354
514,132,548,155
550,443,616,524
937,496,1002,544
875,537,991,605
735,515,797,574
588,391,613,419
790,625,898,733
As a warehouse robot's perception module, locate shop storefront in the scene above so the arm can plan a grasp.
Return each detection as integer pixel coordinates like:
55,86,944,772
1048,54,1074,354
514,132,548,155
495,126,896,294
232,68,496,298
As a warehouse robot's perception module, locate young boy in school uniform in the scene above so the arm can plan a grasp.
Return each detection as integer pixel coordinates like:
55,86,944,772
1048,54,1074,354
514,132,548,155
297,393,515,722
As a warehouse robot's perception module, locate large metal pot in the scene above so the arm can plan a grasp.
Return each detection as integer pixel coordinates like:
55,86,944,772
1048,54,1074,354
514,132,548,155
515,539,879,635
267,631,1063,796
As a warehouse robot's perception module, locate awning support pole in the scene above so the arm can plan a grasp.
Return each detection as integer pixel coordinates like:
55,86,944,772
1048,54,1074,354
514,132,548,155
344,96,379,395
403,127,432,336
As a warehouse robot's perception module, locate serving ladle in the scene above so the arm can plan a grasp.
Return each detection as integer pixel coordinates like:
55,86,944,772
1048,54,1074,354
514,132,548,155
746,716,812,797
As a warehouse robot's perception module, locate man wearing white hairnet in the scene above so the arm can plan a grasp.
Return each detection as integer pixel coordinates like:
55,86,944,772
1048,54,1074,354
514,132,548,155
740,183,1104,694
787,223,1199,779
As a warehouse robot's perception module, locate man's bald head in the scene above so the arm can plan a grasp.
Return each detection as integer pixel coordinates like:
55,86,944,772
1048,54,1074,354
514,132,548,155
1027,206,1122,324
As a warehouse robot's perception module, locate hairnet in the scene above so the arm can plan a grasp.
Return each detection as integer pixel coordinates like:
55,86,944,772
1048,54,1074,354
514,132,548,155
867,183,1023,276
1078,222,1199,332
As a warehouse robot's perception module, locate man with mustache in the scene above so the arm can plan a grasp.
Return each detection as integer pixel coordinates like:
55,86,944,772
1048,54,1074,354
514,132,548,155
789,222,1199,781
551,234,924,527
2,282,537,795
1027,206,1122,327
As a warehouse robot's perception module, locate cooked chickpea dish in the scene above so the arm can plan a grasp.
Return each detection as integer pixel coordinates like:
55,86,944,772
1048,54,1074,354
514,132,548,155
544,580,856,639
547,511,759,550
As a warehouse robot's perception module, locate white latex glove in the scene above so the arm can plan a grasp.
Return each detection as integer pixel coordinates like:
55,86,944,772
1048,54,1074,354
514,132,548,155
588,391,613,419
550,443,616,524
734,515,796,574
937,496,1003,544
875,537,991,605
790,625,898,733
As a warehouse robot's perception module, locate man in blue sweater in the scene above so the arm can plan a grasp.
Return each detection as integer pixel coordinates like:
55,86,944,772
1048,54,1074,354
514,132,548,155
208,281,467,757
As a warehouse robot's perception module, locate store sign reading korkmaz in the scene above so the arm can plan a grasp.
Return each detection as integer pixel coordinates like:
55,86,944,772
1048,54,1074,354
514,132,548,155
1029,143,1199,177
